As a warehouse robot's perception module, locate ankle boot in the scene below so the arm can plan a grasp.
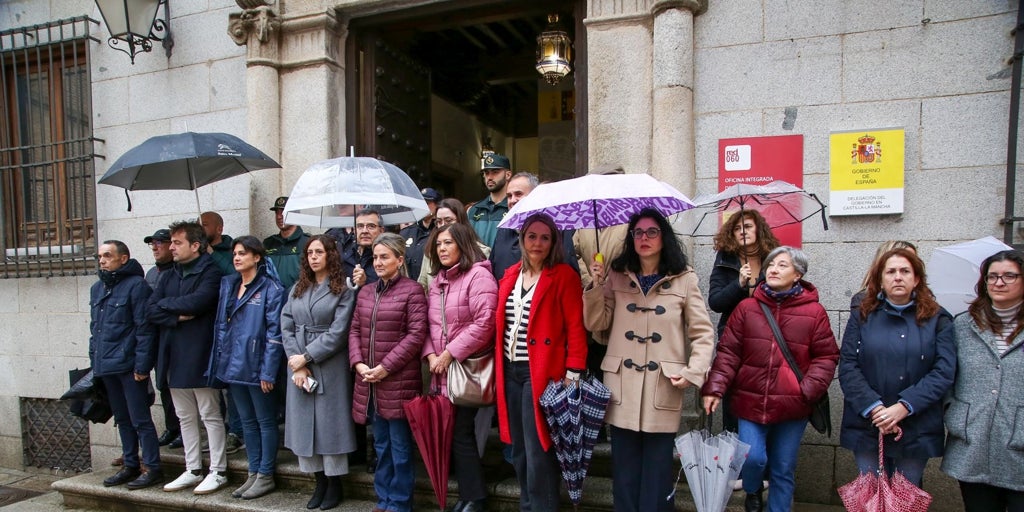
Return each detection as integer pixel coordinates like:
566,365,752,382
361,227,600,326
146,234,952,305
744,490,764,512
319,476,343,510
307,471,328,509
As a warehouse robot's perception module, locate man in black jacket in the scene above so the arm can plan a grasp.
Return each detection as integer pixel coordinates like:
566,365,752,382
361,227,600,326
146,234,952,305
399,187,440,280
91,240,163,489
142,228,182,449
148,221,229,495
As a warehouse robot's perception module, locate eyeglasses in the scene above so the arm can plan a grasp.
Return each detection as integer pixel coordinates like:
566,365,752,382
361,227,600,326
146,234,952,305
149,241,168,247
631,227,662,239
355,223,380,231
986,273,1020,285
435,217,457,227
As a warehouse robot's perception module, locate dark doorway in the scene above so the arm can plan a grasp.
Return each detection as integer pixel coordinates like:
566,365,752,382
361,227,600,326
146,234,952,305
345,0,585,202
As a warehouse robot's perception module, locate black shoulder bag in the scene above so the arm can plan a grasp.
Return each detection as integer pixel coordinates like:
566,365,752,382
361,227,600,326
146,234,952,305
759,302,832,437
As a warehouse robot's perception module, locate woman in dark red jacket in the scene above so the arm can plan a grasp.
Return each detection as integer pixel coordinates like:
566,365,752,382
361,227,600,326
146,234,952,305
349,233,428,512
495,213,588,512
702,246,838,512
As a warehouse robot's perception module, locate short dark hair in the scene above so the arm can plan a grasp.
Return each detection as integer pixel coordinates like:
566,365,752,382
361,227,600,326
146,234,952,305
426,223,485,276
356,208,382,225
610,208,689,276
101,240,130,258
519,213,563,271
232,235,266,261
168,220,208,252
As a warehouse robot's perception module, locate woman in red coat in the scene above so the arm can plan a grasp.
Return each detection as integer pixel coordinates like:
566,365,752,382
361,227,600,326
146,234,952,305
495,213,588,512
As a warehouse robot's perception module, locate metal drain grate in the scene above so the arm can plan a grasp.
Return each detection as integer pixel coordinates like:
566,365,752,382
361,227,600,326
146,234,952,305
21,398,91,472
0,486,43,507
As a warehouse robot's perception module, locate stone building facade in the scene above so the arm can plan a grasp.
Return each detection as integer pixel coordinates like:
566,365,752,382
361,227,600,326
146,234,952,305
0,0,1019,508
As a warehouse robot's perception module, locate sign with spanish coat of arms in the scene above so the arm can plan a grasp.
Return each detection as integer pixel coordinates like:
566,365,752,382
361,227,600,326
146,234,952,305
829,128,905,216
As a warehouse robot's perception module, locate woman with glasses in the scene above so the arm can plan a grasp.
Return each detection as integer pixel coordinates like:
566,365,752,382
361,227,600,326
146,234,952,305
585,208,715,512
418,198,490,291
495,213,587,512
423,223,498,512
281,235,358,510
701,246,838,512
838,248,955,491
942,250,1024,511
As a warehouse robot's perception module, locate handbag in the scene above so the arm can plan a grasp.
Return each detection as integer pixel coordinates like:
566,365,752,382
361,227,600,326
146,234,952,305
759,302,832,436
447,349,496,407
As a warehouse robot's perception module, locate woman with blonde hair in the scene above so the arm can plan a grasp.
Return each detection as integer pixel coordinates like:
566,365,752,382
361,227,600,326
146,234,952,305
350,233,428,512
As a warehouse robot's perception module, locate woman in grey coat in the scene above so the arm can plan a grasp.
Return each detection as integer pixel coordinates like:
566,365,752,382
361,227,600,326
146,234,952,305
942,249,1024,511
282,235,357,511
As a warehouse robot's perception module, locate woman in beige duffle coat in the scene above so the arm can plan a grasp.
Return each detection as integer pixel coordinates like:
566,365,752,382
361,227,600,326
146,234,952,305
584,207,716,512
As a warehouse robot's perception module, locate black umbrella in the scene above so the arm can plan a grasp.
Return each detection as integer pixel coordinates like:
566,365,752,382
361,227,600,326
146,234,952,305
98,131,280,210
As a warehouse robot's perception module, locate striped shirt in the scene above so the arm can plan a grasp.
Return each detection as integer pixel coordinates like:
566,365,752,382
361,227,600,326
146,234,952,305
503,271,535,362
993,302,1021,355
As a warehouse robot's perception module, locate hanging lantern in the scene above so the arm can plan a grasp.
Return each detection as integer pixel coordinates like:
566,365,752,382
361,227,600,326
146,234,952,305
535,14,572,85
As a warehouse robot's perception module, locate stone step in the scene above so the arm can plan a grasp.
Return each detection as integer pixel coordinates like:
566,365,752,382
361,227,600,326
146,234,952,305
52,442,756,512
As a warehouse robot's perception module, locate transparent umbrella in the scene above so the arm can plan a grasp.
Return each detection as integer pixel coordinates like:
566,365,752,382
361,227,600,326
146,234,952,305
283,156,429,228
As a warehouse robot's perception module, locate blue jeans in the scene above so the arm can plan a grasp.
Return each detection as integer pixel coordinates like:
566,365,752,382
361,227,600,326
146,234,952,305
854,451,927,487
224,388,244,437
371,410,414,512
101,373,161,471
229,383,279,475
738,417,807,512
504,360,561,512
609,426,675,512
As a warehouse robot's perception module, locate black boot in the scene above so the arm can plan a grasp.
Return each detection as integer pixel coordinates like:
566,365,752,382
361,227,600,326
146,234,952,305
461,499,486,512
306,472,327,509
744,490,764,512
319,476,343,510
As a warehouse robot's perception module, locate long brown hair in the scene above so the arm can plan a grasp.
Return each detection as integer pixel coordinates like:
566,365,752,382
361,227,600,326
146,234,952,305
858,240,917,291
292,234,347,297
969,249,1024,341
519,213,563,272
426,223,486,276
712,210,779,257
859,248,939,323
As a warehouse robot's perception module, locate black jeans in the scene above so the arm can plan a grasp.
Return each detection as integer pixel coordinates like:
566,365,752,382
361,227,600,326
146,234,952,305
609,425,675,512
504,360,561,512
159,385,180,435
960,481,1024,512
452,405,487,501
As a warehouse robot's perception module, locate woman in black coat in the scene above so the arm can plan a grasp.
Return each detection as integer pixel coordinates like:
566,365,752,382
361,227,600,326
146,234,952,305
839,248,956,487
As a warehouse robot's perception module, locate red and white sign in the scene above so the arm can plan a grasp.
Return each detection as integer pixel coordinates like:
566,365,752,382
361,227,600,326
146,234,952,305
717,135,804,247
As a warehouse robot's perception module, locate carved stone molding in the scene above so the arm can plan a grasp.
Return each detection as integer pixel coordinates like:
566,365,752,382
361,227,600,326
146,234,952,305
651,0,706,16
228,5,281,46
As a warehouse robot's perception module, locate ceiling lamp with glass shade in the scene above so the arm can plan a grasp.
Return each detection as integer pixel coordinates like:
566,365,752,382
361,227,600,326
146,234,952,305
535,14,572,85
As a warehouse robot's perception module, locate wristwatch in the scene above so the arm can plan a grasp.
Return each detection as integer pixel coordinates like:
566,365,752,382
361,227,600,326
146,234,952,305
303,352,314,364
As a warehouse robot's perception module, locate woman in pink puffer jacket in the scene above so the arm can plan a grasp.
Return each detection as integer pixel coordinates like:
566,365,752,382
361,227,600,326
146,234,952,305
422,223,498,512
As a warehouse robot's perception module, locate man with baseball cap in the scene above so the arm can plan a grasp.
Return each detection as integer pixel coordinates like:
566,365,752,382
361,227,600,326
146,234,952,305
399,187,441,280
468,154,511,247
143,228,182,450
264,196,309,290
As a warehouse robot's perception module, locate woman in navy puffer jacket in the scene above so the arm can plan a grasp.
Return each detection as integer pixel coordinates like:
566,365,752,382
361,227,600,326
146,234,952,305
211,236,286,499
350,233,428,512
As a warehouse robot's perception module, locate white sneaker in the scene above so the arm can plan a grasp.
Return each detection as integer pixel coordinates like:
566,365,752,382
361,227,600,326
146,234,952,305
163,470,204,492
193,472,229,495
731,479,770,492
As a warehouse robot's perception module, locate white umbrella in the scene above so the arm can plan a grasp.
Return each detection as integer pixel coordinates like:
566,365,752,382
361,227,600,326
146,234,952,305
283,156,429,228
672,429,750,512
928,236,1012,315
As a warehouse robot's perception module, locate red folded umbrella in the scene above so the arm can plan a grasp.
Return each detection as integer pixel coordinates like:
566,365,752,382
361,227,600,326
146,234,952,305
403,392,454,510
838,428,932,512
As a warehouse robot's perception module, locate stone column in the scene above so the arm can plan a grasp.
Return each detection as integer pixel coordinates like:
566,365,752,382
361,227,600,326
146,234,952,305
650,0,705,197
228,1,282,233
